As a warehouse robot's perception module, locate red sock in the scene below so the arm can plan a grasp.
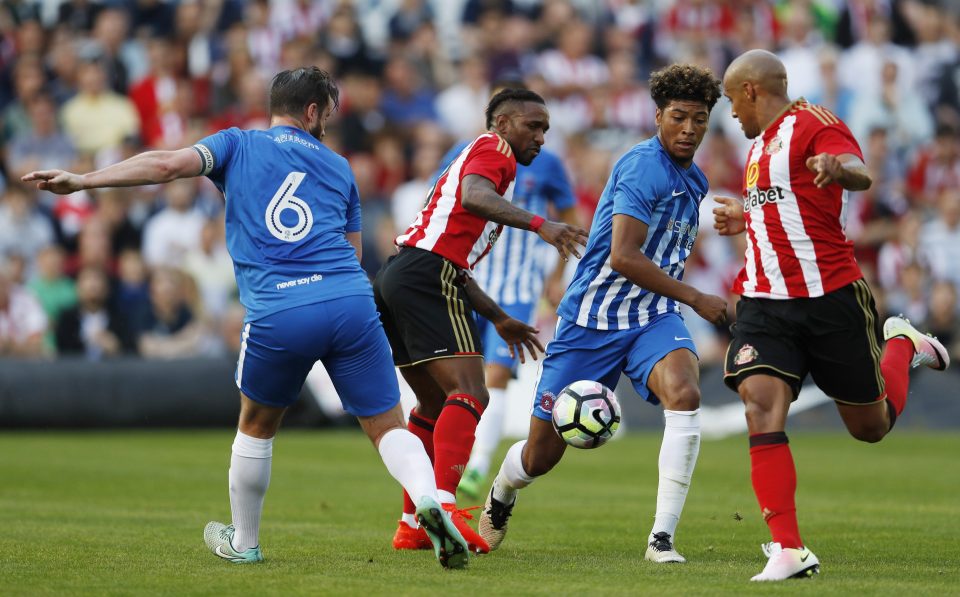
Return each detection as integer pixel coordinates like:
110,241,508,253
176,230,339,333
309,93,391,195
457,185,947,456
881,337,914,421
401,409,436,515
433,394,485,496
749,432,802,549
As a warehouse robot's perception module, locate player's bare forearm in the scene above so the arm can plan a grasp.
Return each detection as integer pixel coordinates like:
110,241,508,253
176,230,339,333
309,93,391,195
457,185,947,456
806,153,872,191
836,159,872,191
22,148,202,194
460,174,540,230
611,248,700,306
461,275,508,323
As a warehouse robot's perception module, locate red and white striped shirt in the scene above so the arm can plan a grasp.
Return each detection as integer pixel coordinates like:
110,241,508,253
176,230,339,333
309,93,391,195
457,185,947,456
396,132,517,270
733,99,865,299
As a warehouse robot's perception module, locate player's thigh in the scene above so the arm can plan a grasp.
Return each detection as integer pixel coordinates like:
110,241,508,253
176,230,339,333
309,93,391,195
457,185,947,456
372,254,411,366
321,295,402,418
834,400,891,443
623,312,699,407
530,318,626,423
723,297,807,400
379,248,482,366
479,302,536,372
235,305,324,408
806,280,885,405
400,363,447,418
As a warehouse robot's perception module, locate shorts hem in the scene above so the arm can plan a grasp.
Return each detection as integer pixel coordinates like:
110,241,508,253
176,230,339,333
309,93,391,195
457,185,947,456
397,352,483,368
831,392,887,406
723,365,801,398
236,380,295,408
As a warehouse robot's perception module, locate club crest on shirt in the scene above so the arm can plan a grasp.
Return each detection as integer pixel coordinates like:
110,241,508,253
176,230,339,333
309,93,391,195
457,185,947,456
734,343,759,366
764,136,783,156
539,391,556,413
746,161,760,188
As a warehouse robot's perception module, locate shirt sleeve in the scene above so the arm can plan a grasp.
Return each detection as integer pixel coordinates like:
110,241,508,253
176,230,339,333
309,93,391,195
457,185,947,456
611,154,670,226
544,154,576,211
345,179,362,233
810,121,863,160
460,137,516,190
193,128,241,178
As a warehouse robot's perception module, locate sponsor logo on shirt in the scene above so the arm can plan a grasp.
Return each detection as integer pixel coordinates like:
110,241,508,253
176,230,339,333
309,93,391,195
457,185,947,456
744,186,787,212
746,161,760,188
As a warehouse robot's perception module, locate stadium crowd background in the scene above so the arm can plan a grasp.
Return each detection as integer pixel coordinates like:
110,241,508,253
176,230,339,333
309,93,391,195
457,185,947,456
1,0,959,371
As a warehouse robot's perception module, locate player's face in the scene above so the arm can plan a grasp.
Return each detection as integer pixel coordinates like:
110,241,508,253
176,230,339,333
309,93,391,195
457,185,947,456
502,102,550,166
723,78,760,139
655,100,710,167
307,102,335,141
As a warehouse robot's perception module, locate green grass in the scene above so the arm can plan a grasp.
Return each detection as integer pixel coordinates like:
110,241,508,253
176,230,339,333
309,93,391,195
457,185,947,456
2,430,958,596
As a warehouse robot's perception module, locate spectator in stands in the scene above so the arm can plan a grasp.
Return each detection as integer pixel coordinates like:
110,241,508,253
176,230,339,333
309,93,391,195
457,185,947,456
906,123,960,207
87,8,133,94
878,210,925,294
391,142,443,235
840,12,913,101
7,93,78,205
96,188,143,254
536,19,608,129
141,178,205,268
55,265,133,359
379,55,438,128
27,245,77,351
435,56,489,141
807,45,854,123
920,189,960,289
0,260,47,358
338,72,386,154
57,0,103,34
60,57,140,155
183,217,235,323
849,60,933,152
66,216,115,277
133,267,203,359
925,279,960,366
115,248,150,324
885,260,929,326
128,36,186,149
0,185,55,270
2,55,46,143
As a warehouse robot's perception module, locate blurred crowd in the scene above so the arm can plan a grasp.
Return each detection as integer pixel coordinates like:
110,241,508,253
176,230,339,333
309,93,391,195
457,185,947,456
1,0,959,368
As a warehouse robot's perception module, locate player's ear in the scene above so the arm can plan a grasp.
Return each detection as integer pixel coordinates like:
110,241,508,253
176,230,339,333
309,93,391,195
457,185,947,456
494,111,511,135
654,107,662,128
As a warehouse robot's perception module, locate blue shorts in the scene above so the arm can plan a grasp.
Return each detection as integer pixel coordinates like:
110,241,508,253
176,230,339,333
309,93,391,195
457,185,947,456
475,302,536,370
236,296,400,416
531,312,697,421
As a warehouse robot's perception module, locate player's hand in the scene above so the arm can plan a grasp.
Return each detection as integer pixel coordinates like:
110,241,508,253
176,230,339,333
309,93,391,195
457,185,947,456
538,221,589,262
806,153,844,188
691,291,728,325
21,169,84,194
712,195,746,236
494,317,544,364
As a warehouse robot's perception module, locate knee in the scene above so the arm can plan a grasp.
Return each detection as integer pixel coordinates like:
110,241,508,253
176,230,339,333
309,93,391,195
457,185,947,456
849,423,888,444
660,381,701,411
448,383,489,406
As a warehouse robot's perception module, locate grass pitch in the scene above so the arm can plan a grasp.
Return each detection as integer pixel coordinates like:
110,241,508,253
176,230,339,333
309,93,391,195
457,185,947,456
2,430,958,596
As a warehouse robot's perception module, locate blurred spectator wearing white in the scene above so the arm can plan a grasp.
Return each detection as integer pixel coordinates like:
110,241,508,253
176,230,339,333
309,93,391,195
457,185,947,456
391,143,444,235
141,178,205,269
839,13,914,102
7,93,78,194
920,189,960,289
60,58,140,155
877,210,925,293
435,56,489,140
536,19,609,131
806,45,855,123
0,186,55,271
183,217,236,322
0,261,47,358
776,4,823,99
849,60,933,151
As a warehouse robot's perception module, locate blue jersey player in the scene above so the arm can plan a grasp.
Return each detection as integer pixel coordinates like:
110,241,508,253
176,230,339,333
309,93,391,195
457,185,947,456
433,134,579,500
477,64,728,563
22,67,471,570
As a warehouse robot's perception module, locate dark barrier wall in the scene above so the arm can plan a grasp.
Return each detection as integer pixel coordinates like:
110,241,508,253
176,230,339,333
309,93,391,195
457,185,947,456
0,358,325,428
1,358,957,429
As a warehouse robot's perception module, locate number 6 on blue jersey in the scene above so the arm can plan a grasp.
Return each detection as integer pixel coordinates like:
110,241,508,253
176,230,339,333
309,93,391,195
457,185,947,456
265,171,313,242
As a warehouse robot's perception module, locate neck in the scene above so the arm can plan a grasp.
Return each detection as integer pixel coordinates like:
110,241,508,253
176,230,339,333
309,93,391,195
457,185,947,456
271,115,305,130
757,95,793,133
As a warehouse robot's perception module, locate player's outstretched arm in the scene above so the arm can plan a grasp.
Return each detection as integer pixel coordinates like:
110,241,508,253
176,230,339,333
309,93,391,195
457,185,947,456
460,274,544,363
712,196,746,236
460,174,589,261
22,148,203,194
611,214,727,325
805,153,872,191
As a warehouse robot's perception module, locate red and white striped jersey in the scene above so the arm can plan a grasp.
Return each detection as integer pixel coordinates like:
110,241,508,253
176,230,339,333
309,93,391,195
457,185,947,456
396,132,517,270
733,99,865,299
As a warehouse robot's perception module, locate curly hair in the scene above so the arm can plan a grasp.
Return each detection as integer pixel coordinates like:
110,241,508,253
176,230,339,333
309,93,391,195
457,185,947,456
649,64,722,111
485,88,545,129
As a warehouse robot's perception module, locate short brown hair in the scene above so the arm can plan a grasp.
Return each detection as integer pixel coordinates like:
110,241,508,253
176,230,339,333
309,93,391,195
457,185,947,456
649,64,722,111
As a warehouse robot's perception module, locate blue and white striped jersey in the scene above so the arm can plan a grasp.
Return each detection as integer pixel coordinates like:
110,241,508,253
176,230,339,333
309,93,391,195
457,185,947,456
557,136,708,330
436,142,575,306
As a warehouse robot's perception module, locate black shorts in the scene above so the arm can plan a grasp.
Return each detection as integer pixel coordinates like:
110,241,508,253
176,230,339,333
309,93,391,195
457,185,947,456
723,279,884,404
373,247,483,367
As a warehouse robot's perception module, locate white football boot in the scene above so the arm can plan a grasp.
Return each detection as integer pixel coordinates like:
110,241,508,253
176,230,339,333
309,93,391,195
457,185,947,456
644,532,686,563
750,542,819,581
883,315,950,370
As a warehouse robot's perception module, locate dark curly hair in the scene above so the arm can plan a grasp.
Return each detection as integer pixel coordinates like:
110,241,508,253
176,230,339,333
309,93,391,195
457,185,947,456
269,67,340,117
649,64,722,111
485,88,545,129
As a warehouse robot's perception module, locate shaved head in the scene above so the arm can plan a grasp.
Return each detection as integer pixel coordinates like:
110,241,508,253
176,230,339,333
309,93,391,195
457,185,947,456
722,50,792,139
723,49,788,96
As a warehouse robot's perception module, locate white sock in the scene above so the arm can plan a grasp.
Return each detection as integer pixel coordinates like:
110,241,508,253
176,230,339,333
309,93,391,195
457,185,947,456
229,430,273,551
466,387,507,476
378,428,439,507
492,440,534,504
401,513,419,527
650,409,701,542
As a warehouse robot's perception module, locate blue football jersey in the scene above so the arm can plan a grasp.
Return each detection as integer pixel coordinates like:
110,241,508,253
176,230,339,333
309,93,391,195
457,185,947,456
195,126,371,322
558,135,708,330
436,142,575,306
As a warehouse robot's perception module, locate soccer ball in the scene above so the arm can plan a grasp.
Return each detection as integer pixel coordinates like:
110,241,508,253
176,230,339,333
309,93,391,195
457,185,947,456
551,380,621,449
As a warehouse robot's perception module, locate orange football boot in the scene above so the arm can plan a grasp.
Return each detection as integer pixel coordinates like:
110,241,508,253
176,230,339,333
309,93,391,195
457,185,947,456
392,520,432,550
442,504,490,554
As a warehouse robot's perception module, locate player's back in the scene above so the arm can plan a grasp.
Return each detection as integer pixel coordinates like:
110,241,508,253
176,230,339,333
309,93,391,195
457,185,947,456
558,136,707,330
196,126,371,322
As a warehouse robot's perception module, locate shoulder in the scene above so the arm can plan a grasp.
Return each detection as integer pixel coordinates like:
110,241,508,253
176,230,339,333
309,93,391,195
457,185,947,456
789,101,845,133
615,140,671,180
